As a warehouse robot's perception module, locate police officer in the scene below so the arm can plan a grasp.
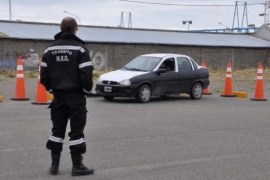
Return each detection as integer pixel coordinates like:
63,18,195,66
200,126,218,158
41,17,94,176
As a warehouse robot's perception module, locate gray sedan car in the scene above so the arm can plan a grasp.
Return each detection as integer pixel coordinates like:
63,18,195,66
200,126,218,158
96,53,209,103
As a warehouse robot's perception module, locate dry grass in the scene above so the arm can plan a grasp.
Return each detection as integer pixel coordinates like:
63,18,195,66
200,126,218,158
208,67,270,93
1,68,269,81
0,69,110,79
1,68,269,93
0,69,39,78
209,67,270,82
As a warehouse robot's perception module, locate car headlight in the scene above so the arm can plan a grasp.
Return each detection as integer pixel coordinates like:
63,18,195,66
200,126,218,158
97,78,102,83
120,79,131,85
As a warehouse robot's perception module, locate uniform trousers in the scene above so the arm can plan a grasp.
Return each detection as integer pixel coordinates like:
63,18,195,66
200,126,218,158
46,90,88,156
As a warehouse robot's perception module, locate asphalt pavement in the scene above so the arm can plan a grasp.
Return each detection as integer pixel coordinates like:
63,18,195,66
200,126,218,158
0,94,270,180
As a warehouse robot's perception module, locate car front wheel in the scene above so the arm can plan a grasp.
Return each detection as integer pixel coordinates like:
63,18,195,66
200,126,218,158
190,82,203,100
136,84,151,103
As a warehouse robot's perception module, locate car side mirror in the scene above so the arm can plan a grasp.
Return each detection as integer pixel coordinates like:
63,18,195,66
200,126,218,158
157,68,166,74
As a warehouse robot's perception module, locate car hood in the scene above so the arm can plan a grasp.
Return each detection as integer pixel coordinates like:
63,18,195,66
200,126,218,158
99,69,148,82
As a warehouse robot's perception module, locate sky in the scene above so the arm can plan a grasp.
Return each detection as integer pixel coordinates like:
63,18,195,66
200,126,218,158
0,0,266,31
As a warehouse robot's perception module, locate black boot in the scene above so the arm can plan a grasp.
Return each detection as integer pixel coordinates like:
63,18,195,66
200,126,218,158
49,154,60,175
71,155,94,176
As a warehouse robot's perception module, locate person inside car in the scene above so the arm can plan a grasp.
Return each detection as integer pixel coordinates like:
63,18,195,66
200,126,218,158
159,62,170,71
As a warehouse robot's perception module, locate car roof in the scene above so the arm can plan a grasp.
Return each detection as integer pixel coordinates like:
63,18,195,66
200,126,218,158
141,53,188,58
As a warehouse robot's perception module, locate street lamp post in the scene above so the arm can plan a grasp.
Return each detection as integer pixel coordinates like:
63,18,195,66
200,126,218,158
182,20,192,30
218,22,230,32
218,22,228,28
63,10,81,25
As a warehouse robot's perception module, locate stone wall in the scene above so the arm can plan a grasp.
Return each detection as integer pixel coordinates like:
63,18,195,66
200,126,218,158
0,39,50,69
0,38,268,70
88,43,268,69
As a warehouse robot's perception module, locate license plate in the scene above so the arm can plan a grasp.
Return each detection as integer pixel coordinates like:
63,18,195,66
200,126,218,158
104,86,112,92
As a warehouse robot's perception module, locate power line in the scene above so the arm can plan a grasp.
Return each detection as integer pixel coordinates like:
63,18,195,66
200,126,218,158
119,0,264,7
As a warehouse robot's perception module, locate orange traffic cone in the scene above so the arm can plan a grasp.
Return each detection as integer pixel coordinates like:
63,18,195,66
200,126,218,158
221,60,236,97
11,56,30,101
32,61,50,105
250,61,267,101
201,60,212,95
47,92,54,100
201,60,207,67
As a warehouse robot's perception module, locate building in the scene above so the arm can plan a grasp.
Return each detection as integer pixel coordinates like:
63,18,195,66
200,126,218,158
0,20,270,70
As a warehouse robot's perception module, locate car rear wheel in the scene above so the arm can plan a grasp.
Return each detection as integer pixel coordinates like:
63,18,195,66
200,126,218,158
190,82,203,100
103,96,114,101
136,84,151,103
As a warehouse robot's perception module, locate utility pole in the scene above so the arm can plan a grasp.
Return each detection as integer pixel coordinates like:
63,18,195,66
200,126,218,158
264,1,270,25
128,12,132,28
232,1,240,31
9,0,12,20
120,12,132,28
120,12,124,27
241,2,248,30
260,1,270,25
232,1,249,32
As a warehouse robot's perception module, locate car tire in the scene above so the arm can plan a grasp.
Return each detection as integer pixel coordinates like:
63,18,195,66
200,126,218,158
190,82,203,100
136,84,151,103
103,96,114,101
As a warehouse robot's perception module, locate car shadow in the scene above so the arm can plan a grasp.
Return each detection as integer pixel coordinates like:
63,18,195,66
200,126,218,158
95,94,194,104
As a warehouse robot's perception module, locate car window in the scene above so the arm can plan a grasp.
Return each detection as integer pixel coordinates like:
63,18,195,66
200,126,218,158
190,59,198,69
124,56,161,71
162,58,175,72
177,57,192,71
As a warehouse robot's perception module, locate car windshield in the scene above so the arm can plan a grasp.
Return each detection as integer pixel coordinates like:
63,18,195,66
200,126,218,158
123,56,162,71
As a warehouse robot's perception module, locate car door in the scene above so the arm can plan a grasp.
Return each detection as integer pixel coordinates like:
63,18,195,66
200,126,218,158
176,57,196,92
153,58,178,95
